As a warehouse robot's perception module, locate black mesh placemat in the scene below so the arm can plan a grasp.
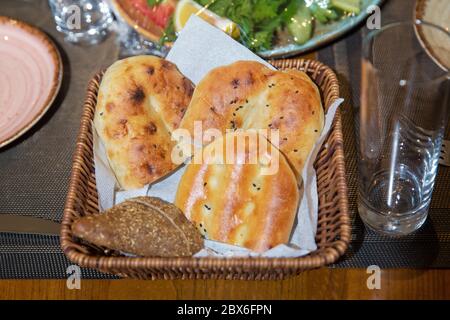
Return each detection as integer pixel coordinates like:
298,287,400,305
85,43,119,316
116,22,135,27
321,0,450,268
0,0,119,279
0,0,449,279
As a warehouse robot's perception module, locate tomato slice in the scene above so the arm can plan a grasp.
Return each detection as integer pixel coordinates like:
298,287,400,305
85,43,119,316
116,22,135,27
130,0,175,28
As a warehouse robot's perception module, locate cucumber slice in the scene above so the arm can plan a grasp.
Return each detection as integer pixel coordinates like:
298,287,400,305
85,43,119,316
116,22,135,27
310,3,329,23
324,8,338,20
288,6,313,45
331,0,361,14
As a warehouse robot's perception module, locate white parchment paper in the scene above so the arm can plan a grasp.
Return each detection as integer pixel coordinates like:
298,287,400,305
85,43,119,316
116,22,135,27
93,16,343,258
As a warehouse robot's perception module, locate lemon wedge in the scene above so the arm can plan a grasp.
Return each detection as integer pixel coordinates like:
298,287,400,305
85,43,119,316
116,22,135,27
174,0,240,39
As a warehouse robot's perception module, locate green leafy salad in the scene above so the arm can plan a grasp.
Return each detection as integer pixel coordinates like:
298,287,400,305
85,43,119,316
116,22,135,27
160,0,361,51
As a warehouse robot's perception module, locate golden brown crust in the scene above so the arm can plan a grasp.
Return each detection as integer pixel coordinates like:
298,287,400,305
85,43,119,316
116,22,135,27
179,61,324,179
72,196,204,257
175,132,299,252
95,56,194,190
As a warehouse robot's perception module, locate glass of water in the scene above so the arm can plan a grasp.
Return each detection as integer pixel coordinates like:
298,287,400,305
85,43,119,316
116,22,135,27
358,20,450,236
48,0,114,45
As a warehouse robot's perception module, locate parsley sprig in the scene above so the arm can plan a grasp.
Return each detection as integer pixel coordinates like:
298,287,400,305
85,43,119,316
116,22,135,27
194,0,300,51
147,0,164,6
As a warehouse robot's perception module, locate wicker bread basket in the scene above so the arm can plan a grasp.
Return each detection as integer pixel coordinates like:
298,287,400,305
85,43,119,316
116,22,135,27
60,58,350,280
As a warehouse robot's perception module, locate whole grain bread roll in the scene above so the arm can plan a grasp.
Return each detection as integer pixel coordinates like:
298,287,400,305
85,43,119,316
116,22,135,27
94,56,194,190
175,131,299,253
179,61,324,179
72,197,204,257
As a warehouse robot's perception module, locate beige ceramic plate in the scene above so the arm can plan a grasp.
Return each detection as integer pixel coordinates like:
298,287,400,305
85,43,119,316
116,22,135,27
415,0,450,70
0,16,62,148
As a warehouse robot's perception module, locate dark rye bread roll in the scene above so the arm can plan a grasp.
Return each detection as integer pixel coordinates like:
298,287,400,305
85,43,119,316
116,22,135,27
94,56,194,190
72,197,203,257
179,60,324,180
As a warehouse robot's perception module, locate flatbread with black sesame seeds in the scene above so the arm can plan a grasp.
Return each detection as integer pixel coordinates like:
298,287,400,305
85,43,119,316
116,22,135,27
94,56,194,190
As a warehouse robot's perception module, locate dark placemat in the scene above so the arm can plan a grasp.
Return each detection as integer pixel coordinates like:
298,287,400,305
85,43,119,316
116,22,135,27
320,0,450,268
0,0,118,279
0,0,448,279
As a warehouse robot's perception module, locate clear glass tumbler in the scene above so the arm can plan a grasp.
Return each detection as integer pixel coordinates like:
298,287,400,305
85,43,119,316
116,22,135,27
48,0,113,45
359,20,450,236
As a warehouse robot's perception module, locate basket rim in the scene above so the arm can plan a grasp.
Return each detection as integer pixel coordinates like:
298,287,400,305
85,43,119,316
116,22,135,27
60,58,351,273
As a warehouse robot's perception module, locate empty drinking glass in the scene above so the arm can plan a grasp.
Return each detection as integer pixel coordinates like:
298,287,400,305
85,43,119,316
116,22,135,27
358,20,450,235
48,0,114,44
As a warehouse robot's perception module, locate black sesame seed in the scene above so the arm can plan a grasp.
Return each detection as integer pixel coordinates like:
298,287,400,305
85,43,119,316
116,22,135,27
294,149,298,152
314,129,318,132
99,112,104,116
280,116,284,119
295,90,299,94
203,182,207,186
266,104,269,107
203,228,207,233
252,183,257,187
245,99,249,103
204,204,211,210
312,111,315,115
233,113,236,116
257,187,261,191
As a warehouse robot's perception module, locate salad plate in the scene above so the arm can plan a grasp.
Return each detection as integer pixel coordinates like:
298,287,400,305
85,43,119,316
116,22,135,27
112,0,384,58
263,0,384,58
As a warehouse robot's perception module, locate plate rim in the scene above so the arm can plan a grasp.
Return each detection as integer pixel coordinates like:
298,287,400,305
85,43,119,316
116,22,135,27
415,0,428,21
414,0,450,72
0,16,63,149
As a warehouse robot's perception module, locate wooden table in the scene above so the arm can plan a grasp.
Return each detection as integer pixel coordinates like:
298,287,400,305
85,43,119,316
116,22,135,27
1,269,450,299
1,1,449,301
